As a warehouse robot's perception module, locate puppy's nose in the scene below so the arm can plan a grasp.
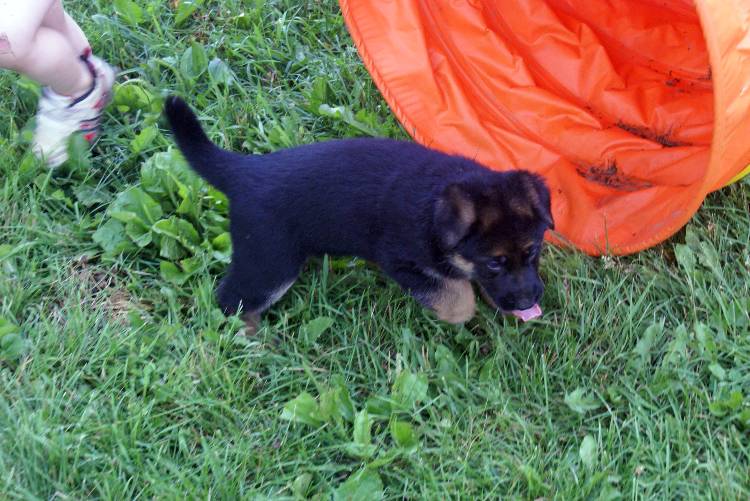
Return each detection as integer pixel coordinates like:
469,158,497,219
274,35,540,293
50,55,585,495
513,297,538,311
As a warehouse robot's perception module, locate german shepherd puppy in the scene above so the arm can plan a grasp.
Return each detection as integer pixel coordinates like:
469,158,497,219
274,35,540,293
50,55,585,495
164,96,553,327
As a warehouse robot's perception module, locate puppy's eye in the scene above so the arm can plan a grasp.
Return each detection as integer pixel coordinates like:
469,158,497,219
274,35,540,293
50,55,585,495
487,256,507,272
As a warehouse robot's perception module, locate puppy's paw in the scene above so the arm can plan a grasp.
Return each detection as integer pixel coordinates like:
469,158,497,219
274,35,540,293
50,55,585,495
241,311,261,335
427,279,476,324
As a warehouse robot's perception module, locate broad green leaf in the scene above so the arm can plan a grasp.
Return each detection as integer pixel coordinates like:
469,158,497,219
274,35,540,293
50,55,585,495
212,232,231,251
307,77,330,110
694,322,717,359
631,321,662,370
317,104,380,137
598,486,623,501
152,217,201,251
391,370,428,409
318,384,354,424
662,324,689,367
0,319,17,338
674,243,696,273
342,442,377,459
365,396,392,418
301,316,334,345
0,244,14,260
739,409,750,428
0,317,25,362
724,391,742,411
292,473,313,499
579,434,597,469
74,185,109,207
709,390,744,417
564,388,601,414
353,409,372,445
434,344,461,385
159,237,185,261
390,420,418,450
333,468,384,501
708,363,726,381
368,449,402,469
334,382,355,422
175,0,204,26
113,0,144,26
519,464,549,497
179,41,208,78
113,83,157,113
66,133,92,170
0,333,24,361
160,261,188,285
110,187,163,226
698,241,722,279
281,392,323,427
208,58,237,86
318,389,341,424
180,255,202,274
131,125,159,154
93,219,135,254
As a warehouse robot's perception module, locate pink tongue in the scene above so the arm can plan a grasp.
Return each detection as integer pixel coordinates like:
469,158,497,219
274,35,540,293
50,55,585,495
511,304,542,322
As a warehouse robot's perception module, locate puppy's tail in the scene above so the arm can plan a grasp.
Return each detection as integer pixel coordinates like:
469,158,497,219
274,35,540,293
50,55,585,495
163,95,242,194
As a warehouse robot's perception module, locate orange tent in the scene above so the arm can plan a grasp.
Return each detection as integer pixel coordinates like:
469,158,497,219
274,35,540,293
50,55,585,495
340,0,750,255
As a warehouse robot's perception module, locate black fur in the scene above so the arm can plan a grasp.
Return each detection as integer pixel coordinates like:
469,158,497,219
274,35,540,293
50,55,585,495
164,96,552,323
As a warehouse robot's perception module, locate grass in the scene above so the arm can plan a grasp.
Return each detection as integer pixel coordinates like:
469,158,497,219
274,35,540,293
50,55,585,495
1,1,750,499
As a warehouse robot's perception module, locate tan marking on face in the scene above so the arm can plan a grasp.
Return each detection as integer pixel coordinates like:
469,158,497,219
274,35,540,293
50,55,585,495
427,279,476,324
479,206,500,230
449,254,475,276
509,198,534,219
521,174,553,228
490,244,510,258
521,175,542,207
444,185,476,228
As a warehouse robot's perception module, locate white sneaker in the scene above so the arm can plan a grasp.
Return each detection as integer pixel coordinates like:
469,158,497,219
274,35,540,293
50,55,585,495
32,53,115,167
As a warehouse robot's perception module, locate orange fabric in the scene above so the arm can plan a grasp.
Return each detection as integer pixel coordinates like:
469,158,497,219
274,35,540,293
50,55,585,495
340,0,750,255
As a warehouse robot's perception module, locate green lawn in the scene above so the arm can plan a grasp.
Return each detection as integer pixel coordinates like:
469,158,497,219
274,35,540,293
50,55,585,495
1,1,750,499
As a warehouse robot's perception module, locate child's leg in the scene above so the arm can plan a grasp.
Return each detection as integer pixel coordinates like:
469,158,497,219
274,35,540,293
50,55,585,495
0,0,92,96
0,1,115,167
42,0,90,55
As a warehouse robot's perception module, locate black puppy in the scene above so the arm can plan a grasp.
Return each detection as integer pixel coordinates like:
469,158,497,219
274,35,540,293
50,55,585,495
164,96,553,326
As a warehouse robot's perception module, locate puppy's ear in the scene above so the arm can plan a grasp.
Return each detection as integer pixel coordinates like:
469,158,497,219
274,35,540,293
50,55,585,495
521,173,554,230
434,184,477,248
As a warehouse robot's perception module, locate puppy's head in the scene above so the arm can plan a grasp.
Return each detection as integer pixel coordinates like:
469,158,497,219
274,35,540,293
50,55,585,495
433,170,553,312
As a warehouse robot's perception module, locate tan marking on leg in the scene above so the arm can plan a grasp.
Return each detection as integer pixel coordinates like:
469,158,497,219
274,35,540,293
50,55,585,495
449,254,475,277
238,279,296,335
428,279,476,324
241,311,261,335
255,279,296,312
479,206,500,230
509,198,534,219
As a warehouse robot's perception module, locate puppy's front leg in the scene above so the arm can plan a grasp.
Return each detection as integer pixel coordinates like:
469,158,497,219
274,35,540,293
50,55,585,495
387,266,476,324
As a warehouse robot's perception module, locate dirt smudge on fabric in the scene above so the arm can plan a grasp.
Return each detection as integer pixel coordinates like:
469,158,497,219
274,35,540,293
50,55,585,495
616,121,690,148
576,161,652,191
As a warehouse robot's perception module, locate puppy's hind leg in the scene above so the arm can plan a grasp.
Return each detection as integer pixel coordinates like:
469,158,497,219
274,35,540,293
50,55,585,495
217,238,303,330
218,266,298,315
